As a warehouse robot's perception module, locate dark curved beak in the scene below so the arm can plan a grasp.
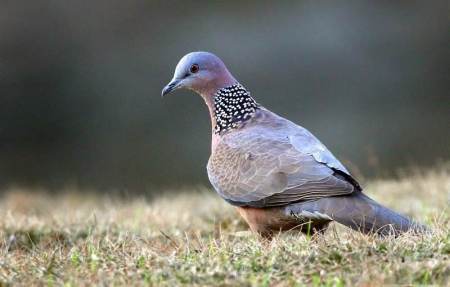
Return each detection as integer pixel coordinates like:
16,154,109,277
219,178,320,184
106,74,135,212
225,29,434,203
161,79,181,97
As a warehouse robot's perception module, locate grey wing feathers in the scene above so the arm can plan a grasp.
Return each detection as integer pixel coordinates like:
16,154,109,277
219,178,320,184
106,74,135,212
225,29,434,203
288,127,350,175
207,109,359,207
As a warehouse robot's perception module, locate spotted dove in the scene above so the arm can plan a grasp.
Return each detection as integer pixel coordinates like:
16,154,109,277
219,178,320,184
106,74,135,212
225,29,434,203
162,51,426,238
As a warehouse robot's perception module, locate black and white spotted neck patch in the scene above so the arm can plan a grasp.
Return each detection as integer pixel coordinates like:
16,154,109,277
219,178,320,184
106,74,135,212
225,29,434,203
213,84,259,134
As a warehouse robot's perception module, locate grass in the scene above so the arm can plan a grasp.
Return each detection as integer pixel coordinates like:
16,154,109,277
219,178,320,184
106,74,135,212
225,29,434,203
0,165,449,286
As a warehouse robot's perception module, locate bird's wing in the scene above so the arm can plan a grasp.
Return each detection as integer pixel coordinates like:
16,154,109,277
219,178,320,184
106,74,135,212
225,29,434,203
207,110,359,207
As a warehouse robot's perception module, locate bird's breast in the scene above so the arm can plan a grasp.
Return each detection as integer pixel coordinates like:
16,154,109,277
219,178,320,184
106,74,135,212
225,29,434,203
236,206,300,237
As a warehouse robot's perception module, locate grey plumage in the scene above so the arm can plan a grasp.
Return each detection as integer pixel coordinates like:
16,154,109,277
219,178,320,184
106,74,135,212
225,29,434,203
285,192,425,236
207,106,357,207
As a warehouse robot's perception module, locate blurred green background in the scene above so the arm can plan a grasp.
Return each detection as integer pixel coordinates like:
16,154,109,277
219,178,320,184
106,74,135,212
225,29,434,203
0,1,449,192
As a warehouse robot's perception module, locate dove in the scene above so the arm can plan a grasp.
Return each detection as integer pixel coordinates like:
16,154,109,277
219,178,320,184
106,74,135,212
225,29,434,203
162,51,426,238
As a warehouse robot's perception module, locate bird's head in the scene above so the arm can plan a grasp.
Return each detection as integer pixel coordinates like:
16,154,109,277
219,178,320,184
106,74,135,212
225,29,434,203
161,52,237,98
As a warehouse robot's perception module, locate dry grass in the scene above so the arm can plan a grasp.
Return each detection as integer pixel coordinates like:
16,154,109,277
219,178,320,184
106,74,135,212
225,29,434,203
0,165,449,286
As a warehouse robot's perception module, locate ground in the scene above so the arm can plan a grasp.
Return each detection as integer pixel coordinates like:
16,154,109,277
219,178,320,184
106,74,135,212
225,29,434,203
0,165,449,286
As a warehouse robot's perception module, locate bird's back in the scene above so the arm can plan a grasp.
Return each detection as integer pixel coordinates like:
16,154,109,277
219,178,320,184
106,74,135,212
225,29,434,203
208,107,358,207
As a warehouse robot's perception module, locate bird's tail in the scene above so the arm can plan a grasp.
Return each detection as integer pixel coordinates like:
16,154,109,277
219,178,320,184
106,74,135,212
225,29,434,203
287,192,427,236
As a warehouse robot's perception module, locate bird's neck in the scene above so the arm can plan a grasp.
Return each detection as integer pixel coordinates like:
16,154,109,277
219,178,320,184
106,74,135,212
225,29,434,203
204,84,259,134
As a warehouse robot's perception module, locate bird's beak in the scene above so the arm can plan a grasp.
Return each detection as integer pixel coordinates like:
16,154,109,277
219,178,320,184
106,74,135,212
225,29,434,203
161,79,182,97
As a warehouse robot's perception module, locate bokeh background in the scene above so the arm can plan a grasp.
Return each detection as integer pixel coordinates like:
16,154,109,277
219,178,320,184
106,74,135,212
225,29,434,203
1,1,449,192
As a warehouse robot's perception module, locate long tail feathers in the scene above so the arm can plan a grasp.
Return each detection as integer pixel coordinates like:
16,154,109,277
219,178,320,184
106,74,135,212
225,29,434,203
287,192,428,236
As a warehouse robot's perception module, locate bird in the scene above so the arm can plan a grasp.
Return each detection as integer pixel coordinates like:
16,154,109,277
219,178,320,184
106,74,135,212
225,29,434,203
161,51,426,238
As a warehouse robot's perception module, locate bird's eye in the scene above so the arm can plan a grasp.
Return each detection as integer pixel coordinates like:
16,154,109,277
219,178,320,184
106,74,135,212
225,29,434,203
190,64,199,74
